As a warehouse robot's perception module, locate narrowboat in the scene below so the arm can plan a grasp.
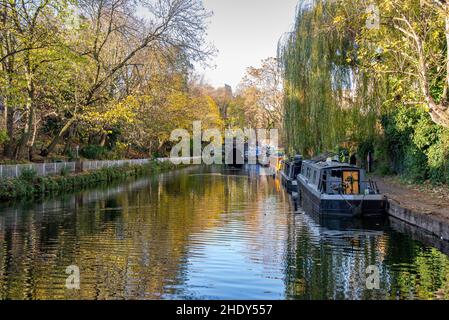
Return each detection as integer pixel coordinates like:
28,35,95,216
297,159,386,217
280,155,303,193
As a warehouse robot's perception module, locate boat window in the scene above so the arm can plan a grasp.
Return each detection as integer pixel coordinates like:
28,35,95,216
343,170,360,195
313,170,317,184
293,165,302,178
321,172,327,193
331,170,342,178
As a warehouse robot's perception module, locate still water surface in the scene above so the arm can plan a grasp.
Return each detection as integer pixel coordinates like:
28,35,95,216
1,165,449,300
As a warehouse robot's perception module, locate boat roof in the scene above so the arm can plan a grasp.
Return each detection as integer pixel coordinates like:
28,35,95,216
303,160,361,170
283,155,303,164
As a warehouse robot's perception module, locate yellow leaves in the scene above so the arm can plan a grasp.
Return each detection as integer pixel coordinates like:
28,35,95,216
203,95,224,129
333,16,344,25
166,91,190,113
81,96,138,131
432,30,441,41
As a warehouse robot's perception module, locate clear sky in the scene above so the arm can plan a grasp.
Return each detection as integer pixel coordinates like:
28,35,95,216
199,0,299,90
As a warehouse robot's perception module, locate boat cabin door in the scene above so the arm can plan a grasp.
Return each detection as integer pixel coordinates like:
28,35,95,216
342,170,360,195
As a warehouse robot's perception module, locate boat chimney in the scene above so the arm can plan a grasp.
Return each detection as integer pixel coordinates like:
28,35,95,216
294,155,303,163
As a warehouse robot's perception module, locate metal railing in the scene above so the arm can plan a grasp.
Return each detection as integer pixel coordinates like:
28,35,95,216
0,162,77,179
0,159,151,179
81,159,150,172
0,157,203,180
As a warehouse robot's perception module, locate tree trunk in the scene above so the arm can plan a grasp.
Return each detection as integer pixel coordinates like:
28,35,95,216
15,64,35,160
429,99,449,127
15,104,34,160
99,133,107,147
41,117,76,157
415,28,449,127
2,97,15,158
444,15,449,101
28,114,39,161
2,69,16,158
429,10,449,127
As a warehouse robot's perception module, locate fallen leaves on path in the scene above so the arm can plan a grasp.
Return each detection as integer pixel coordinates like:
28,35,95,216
374,175,449,221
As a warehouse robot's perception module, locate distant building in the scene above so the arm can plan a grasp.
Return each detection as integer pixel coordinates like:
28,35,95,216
218,84,233,121
224,84,233,98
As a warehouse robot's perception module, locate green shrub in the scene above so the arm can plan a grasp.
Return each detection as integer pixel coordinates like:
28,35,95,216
0,177,34,200
20,167,38,183
427,130,449,184
60,166,70,177
80,145,108,160
0,160,179,201
65,148,77,161
376,105,448,183
402,145,428,182
0,129,9,145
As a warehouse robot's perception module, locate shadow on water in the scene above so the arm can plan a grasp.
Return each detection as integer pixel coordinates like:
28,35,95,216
0,165,449,300
389,216,449,257
284,200,449,300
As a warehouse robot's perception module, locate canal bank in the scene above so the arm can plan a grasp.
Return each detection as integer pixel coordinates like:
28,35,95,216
375,177,449,242
0,159,178,202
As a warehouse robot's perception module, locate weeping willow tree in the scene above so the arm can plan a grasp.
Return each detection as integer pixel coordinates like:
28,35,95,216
279,0,383,158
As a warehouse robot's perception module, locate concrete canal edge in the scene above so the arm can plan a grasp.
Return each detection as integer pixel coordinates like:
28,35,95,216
387,198,449,242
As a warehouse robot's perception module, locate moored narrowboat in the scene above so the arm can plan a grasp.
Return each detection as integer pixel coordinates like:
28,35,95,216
297,159,386,217
280,155,303,193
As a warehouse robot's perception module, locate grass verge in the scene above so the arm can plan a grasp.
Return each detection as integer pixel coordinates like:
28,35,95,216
0,160,178,202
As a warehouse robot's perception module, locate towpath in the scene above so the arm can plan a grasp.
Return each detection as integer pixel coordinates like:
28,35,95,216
375,176,449,224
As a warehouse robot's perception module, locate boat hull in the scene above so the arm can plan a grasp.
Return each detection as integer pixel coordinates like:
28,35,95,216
280,173,297,193
299,182,386,217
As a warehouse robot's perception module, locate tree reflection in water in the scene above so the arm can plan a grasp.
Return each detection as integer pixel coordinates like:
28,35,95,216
0,166,448,300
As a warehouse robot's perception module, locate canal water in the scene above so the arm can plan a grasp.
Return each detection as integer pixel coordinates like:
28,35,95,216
1,165,449,300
